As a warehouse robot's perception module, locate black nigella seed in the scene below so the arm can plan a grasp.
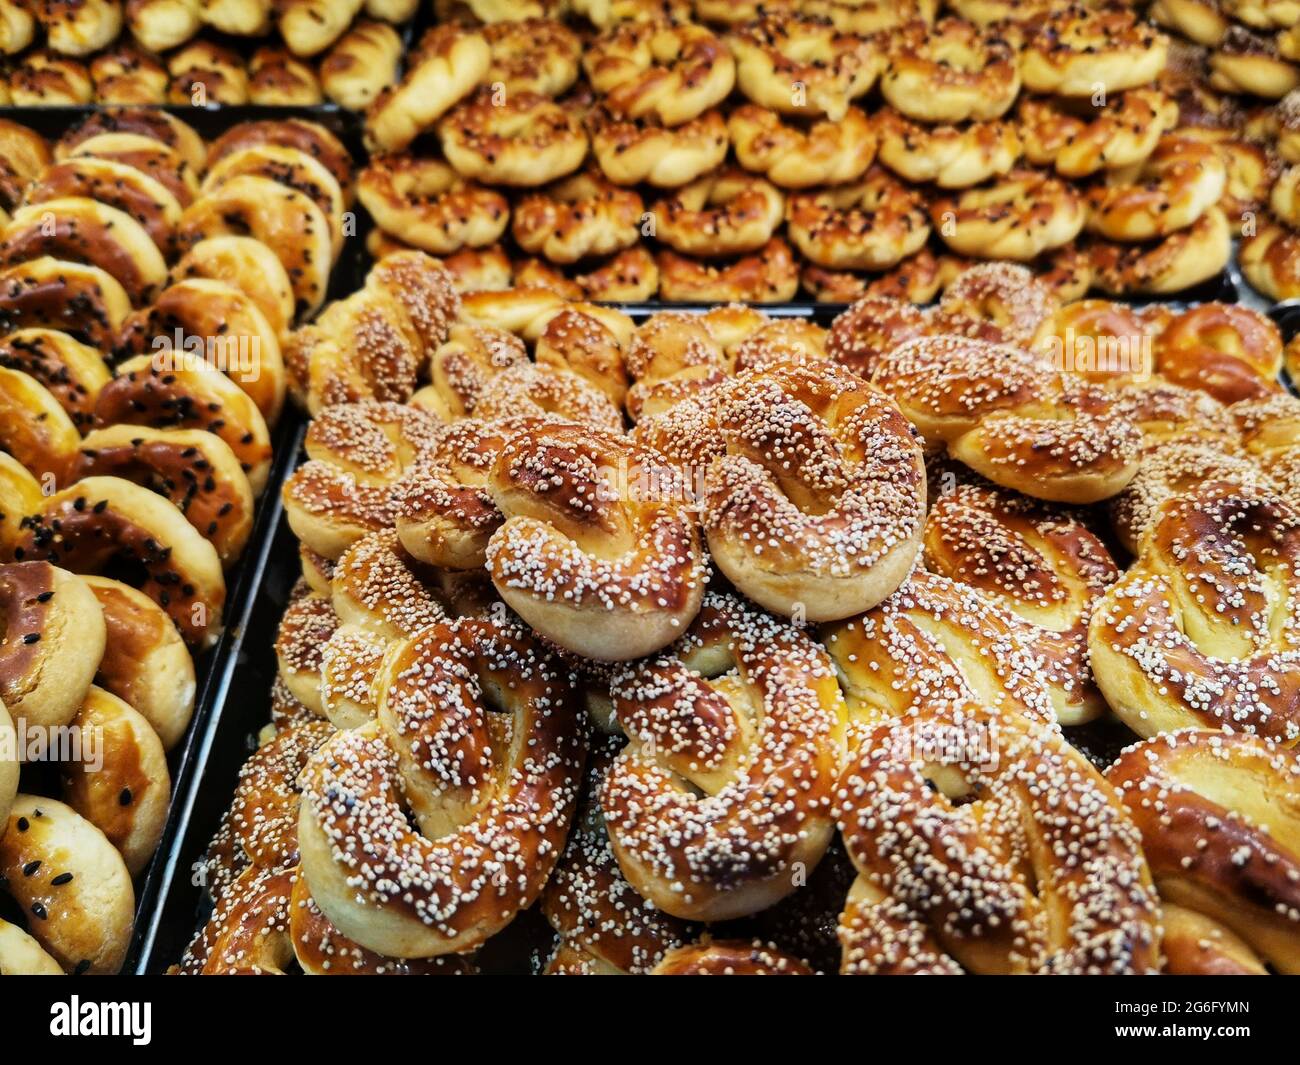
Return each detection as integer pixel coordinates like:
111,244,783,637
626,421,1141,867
15,817,28,832
31,902,47,920
35,591,53,603
118,788,133,806
73,960,90,975
22,633,39,644
51,872,73,886
21,860,40,876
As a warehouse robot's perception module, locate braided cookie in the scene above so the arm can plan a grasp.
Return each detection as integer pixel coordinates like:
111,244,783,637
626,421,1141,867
575,245,660,301
358,155,508,257
392,416,554,570
931,169,1085,261
365,24,489,153
513,171,641,264
1036,298,1160,386
643,361,927,622
786,168,929,270
1155,303,1283,404
602,593,847,920
166,40,249,106
1090,483,1300,743
1240,216,1300,300
874,108,1019,189
837,711,1160,974
1018,90,1179,178
881,17,1019,123
825,294,930,378
1210,25,1300,98
923,479,1117,725
9,49,92,105
298,618,585,957
1089,206,1231,296
586,18,734,126
282,401,442,560
587,104,729,188
656,238,800,302
542,741,694,974
485,421,704,660
1086,136,1226,242
1107,730,1300,974
414,322,527,419
483,16,579,97
473,363,624,433
439,89,588,188
729,104,876,189
534,306,631,408
623,311,729,422
320,19,401,110
652,169,783,257
934,261,1056,348
1021,5,1169,96
873,335,1141,503
727,12,877,122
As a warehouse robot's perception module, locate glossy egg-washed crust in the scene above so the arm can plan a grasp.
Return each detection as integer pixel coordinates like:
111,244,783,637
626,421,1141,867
298,618,586,958
838,710,1161,974
871,333,1141,504
12,475,225,647
1107,729,1300,974
484,420,706,662
94,355,273,496
0,795,134,974
1089,482,1300,744
923,477,1117,725
602,593,847,922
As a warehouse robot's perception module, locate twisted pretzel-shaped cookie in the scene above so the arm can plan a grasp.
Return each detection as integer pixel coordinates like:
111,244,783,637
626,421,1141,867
281,401,443,560
880,16,1020,123
1086,135,1227,242
585,18,735,126
873,334,1141,504
1106,729,1300,974
706,362,926,622
727,12,877,122
837,710,1161,974
1089,481,1300,744
922,478,1118,725
298,617,586,957
485,420,706,661
601,592,847,920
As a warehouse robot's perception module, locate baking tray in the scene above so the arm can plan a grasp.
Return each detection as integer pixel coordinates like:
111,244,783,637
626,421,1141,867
0,101,372,971
145,276,1274,974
